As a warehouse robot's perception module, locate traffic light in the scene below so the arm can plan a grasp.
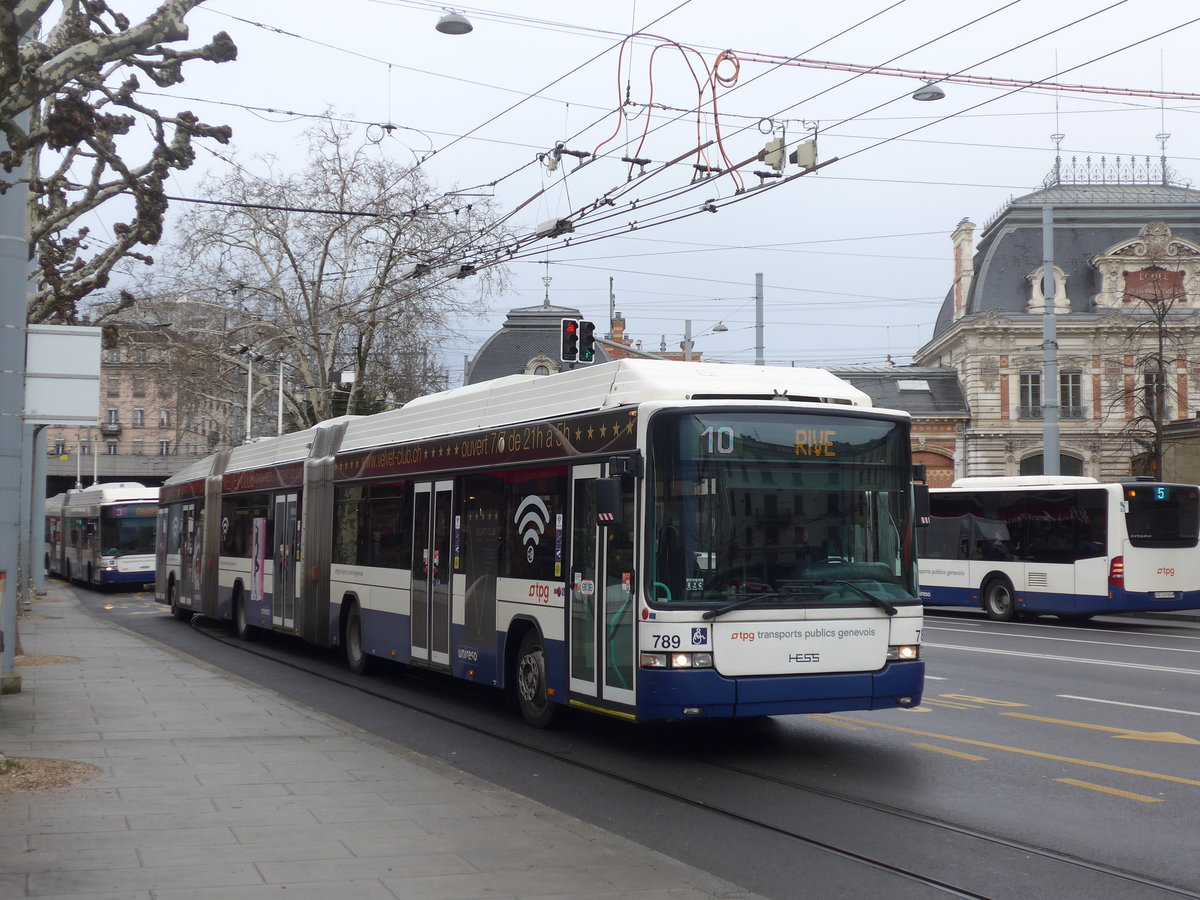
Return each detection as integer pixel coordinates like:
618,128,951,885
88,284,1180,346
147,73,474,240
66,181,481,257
560,318,578,362
578,320,596,363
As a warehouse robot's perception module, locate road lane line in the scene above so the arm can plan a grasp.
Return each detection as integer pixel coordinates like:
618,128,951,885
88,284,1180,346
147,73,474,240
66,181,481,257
1055,778,1163,803
921,698,983,710
1000,712,1199,744
913,743,988,761
926,642,1200,676
1057,695,1200,718
926,627,1200,655
823,715,1200,788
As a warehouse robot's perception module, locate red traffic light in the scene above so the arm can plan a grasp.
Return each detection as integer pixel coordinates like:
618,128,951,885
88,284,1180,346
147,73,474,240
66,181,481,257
560,318,579,361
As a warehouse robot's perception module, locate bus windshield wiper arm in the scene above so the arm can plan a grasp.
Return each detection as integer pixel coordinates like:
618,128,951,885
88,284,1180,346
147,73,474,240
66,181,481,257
827,579,898,616
702,593,786,620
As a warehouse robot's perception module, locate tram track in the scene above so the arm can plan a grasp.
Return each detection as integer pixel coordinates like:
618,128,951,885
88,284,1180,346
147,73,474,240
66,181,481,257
184,615,1200,900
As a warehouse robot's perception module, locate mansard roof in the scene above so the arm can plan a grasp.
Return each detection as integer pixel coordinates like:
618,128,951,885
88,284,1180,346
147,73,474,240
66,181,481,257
932,179,1200,339
465,302,611,384
831,366,969,418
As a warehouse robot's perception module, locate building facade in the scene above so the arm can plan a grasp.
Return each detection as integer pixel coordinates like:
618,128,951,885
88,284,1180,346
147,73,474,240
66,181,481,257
43,323,239,493
913,159,1200,482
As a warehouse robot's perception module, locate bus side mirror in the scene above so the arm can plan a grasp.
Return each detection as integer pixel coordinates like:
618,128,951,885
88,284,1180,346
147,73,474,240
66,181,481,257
596,477,622,528
914,483,931,528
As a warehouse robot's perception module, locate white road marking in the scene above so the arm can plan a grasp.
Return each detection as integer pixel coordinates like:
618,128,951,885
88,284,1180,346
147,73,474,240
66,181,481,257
926,642,1200,676
925,625,1200,655
1057,694,1200,717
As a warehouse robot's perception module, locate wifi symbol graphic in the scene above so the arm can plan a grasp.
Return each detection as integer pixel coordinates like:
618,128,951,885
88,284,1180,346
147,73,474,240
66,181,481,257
515,495,551,563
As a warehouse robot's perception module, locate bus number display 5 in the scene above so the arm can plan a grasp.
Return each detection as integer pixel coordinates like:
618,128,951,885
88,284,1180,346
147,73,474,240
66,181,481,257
701,425,735,454
652,633,682,650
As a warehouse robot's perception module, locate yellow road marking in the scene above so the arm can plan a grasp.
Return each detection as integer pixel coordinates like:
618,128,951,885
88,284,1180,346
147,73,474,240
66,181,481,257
1001,712,1200,745
940,694,1027,708
1056,778,1163,803
818,717,866,731
825,715,1200,788
922,698,983,710
913,742,987,761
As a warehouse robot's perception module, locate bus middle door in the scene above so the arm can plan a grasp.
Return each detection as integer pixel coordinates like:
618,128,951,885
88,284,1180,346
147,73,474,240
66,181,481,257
272,493,300,631
568,465,636,710
411,481,453,667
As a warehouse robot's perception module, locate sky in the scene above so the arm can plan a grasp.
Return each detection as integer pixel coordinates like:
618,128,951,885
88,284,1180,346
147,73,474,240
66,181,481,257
93,0,1200,380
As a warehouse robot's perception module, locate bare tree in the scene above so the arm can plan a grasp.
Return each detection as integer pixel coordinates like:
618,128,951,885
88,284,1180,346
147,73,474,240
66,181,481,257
130,120,505,436
1101,264,1197,479
0,0,236,322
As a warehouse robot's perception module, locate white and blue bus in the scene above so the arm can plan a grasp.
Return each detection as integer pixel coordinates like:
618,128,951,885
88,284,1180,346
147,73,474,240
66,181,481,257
918,475,1200,621
156,360,925,726
45,482,159,588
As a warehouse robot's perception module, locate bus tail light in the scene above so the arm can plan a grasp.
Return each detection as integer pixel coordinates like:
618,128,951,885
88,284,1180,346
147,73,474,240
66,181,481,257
1109,556,1125,588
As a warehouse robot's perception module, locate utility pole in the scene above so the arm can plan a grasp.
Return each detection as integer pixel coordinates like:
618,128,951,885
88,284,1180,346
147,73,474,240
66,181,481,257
1042,206,1060,476
0,109,30,691
755,272,765,366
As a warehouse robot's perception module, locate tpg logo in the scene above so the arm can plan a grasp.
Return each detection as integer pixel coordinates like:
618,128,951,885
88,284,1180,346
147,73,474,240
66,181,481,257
1157,567,1176,577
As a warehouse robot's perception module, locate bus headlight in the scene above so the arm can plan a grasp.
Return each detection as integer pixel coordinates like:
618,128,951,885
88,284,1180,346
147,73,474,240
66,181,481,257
887,644,920,661
640,651,714,669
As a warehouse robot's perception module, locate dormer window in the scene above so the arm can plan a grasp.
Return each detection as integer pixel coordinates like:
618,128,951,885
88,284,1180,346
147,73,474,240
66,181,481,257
523,353,559,376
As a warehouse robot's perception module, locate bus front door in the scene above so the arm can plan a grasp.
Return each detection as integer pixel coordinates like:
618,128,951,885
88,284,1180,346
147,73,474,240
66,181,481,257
411,481,453,667
272,493,299,631
569,466,636,710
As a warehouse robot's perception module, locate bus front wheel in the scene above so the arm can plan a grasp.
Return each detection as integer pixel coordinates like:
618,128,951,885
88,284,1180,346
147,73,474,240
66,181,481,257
515,629,558,729
983,577,1016,622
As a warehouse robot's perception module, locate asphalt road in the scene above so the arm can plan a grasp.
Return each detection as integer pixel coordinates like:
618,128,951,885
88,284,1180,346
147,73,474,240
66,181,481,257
69,588,1200,898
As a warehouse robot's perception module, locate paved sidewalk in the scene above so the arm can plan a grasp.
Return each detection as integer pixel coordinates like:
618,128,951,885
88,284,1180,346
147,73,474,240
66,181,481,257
0,585,759,900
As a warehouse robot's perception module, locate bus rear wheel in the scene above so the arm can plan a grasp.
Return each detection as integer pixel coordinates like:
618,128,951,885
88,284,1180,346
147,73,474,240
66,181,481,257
344,602,373,675
983,577,1016,621
234,587,256,641
515,629,558,729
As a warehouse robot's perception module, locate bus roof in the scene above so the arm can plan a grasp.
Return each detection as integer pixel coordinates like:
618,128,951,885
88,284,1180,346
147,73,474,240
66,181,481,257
48,482,159,508
948,475,1100,489
338,359,874,455
164,360,884,485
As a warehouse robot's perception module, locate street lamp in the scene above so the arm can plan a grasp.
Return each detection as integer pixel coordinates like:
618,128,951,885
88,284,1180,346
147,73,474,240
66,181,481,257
435,11,473,34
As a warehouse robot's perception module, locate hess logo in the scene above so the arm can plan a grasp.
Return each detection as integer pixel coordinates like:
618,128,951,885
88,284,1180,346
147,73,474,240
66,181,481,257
515,495,550,563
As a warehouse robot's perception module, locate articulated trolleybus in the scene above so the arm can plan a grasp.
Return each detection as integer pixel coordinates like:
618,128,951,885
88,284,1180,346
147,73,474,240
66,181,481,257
919,475,1200,621
45,482,159,588
156,360,925,725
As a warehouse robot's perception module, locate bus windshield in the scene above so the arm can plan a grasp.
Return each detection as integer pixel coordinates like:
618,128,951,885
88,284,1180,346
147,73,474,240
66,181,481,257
648,410,918,609
1124,483,1200,548
101,505,158,556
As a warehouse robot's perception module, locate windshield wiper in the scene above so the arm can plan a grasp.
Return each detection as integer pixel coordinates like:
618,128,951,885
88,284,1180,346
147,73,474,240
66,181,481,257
702,593,787,620
812,579,898,616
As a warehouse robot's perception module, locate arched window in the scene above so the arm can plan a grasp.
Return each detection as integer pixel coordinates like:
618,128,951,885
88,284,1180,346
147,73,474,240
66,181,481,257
1019,453,1083,477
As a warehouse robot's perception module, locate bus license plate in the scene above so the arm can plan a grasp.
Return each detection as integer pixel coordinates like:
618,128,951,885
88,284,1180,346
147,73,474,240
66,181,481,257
1155,591,1176,599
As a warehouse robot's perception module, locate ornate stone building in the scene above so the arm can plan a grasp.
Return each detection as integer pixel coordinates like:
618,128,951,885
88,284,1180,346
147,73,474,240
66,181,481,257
43,322,239,493
914,159,1200,481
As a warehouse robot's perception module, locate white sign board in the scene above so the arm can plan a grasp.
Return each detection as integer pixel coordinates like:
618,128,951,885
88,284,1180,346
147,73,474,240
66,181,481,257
23,324,101,425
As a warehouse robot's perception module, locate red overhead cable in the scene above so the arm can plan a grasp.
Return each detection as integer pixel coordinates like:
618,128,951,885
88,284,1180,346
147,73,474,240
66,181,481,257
732,51,1200,102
